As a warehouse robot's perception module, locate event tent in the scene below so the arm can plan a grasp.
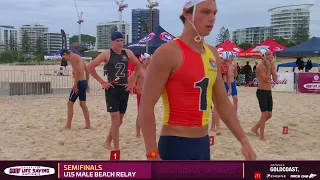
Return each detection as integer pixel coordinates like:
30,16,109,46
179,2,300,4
275,37,320,57
124,26,175,55
216,40,243,54
276,61,320,72
239,38,287,57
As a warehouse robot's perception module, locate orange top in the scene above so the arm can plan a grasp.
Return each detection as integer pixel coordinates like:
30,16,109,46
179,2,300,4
161,39,218,127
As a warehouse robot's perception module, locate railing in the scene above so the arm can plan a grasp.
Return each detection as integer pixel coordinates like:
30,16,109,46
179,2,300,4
0,69,137,100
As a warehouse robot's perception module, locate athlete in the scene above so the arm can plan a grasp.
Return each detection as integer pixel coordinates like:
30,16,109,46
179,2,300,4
87,31,141,150
135,53,151,138
138,0,256,160
251,49,277,141
227,51,239,114
60,49,91,131
210,51,229,135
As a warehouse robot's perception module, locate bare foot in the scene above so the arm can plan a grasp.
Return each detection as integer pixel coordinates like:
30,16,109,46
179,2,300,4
210,127,216,132
215,131,221,136
251,128,260,137
136,133,141,139
60,126,71,132
82,126,91,130
103,142,112,150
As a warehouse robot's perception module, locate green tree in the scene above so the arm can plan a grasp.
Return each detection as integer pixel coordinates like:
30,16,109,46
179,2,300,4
274,37,296,48
70,34,96,46
238,42,253,50
35,36,43,56
0,50,19,64
21,30,31,56
139,16,149,38
216,27,230,45
232,33,238,45
292,17,310,45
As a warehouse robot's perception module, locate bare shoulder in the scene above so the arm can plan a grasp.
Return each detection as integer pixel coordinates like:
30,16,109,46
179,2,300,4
152,41,181,66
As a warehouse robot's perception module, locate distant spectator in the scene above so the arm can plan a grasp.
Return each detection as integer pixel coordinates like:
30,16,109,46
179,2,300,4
306,59,312,72
296,57,304,72
242,61,252,86
253,62,258,73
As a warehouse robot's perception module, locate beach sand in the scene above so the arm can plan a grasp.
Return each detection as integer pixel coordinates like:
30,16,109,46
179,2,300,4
0,64,319,160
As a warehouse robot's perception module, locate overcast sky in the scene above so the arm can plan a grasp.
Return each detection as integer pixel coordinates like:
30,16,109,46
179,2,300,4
1,0,319,45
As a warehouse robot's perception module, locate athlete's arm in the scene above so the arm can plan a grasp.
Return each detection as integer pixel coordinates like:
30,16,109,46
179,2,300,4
209,46,248,144
138,44,175,158
256,65,271,83
234,64,238,78
72,61,80,87
87,50,110,84
227,65,232,93
271,63,278,82
125,49,141,80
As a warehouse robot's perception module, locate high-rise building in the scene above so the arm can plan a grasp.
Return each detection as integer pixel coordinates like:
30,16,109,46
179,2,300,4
131,8,160,41
233,26,272,45
43,33,70,55
268,4,313,40
0,25,18,52
96,21,130,50
19,24,48,50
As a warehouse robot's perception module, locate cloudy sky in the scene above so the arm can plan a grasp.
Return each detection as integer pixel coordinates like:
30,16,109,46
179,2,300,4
1,0,319,45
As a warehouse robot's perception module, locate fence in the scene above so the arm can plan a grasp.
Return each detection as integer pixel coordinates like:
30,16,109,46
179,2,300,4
0,69,137,100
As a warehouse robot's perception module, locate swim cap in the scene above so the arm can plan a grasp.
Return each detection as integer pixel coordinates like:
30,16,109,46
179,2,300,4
228,51,235,57
60,49,69,57
183,0,205,8
221,51,230,60
140,53,151,61
183,0,207,42
260,49,270,56
111,31,124,41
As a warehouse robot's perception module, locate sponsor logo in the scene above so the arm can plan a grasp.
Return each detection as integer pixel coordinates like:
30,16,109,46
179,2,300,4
254,172,261,179
122,55,128,61
4,166,55,177
266,174,286,178
314,75,319,81
252,45,270,52
160,32,174,42
233,47,240,52
139,33,155,43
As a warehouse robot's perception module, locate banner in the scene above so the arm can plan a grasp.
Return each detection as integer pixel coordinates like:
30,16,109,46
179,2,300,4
298,73,320,94
60,29,67,49
0,161,319,179
272,72,295,92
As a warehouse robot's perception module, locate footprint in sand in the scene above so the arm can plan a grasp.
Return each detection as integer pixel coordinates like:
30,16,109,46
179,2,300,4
58,141,65,146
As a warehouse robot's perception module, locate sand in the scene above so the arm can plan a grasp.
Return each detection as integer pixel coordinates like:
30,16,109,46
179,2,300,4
0,64,319,160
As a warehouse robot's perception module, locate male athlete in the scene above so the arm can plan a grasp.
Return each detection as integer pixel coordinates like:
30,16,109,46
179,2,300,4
135,53,151,138
60,49,91,131
251,49,277,141
227,51,239,114
138,0,256,160
87,31,141,151
210,51,229,135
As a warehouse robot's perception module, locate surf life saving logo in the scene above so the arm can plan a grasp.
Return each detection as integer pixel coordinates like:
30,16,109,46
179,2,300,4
209,59,216,68
4,166,55,177
139,33,155,43
160,32,174,42
252,45,270,52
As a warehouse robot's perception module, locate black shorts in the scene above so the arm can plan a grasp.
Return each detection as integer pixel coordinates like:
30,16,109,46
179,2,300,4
256,89,273,112
105,85,129,114
158,135,210,160
69,80,87,102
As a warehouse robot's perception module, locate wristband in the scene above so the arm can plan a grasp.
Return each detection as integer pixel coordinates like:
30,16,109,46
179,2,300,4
146,151,159,158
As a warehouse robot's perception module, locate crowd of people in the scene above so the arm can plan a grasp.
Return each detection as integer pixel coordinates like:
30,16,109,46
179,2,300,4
57,0,281,161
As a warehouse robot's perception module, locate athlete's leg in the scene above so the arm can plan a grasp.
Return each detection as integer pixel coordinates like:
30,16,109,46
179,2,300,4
78,80,90,129
61,89,78,131
251,90,269,140
231,82,238,116
136,93,141,138
104,87,121,150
